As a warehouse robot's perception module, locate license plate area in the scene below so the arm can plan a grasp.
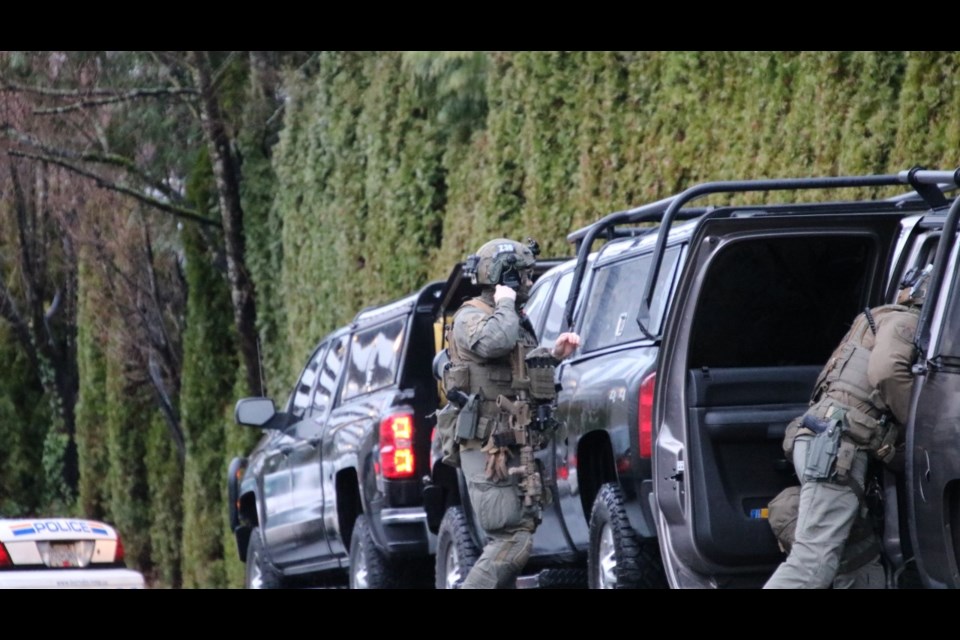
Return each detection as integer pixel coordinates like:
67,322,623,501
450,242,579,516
39,540,95,568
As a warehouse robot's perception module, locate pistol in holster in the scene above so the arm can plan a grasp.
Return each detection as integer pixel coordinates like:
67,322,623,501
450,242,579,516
455,393,480,441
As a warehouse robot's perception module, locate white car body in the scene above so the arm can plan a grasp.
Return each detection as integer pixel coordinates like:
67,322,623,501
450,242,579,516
0,518,145,589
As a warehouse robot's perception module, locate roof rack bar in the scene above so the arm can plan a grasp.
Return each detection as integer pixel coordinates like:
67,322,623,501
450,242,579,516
638,173,913,328
897,168,960,187
903,166,953,209
562,202,704,330
566,195,678,247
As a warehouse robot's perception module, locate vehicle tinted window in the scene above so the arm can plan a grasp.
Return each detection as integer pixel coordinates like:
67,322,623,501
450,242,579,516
647,245,684,336
540,270,574,348
580,246,682,351
522,274,553,336
581,254,653,351
314,336,346,415
341,318,406,401
688,235,871,368
291,345,326,418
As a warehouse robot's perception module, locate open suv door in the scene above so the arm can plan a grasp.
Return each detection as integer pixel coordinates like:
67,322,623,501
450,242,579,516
647,169,957,588
905,179,960,588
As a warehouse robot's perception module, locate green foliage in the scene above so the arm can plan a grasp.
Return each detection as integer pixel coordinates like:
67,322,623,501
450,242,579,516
104,331,152,573
178,154,238,588
145,409,183,588
74,258,110,520
0,330,47,516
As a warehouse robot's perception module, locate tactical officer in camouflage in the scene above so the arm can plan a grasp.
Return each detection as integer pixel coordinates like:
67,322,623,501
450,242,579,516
764,264,932,589
446,237,579,589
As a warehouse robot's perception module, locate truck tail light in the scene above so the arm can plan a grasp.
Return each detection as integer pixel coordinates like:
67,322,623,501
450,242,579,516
638,372,656,459
380,413,415,479
0,542,11,568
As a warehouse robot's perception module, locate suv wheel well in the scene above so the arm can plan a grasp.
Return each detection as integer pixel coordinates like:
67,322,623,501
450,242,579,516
336,469,362,551
577,431,617,522
236,492,258,560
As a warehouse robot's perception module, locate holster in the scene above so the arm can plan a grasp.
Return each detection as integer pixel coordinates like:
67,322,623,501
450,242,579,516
455,393,480,441
803,417,843,481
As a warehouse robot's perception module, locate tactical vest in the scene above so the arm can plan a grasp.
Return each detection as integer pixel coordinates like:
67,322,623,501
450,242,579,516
444,298,538,415
807,304,915,453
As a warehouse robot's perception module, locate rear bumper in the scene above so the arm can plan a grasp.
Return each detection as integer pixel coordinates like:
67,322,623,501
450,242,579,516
374,507,433,557
0,567,146,589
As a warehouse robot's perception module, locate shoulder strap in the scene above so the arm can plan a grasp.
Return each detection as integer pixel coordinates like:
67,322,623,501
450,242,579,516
462,298,495,315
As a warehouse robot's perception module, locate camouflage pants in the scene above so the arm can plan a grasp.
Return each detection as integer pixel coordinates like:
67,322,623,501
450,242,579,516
764,434,885,589
459,447,535,589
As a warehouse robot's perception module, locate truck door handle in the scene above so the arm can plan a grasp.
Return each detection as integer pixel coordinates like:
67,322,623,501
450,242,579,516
668,460,685,482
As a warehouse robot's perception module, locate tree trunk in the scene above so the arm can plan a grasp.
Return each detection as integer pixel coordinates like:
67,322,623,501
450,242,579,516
188,51,262,397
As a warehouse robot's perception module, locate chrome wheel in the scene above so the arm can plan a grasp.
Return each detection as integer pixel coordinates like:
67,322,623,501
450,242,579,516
596,520,617,589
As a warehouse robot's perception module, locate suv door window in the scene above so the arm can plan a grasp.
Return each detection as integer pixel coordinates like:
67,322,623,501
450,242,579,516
291,345,326,419
522,272,553,336
539,269,574,348
580,245,682,351
341,317,406,401
313,336,347,415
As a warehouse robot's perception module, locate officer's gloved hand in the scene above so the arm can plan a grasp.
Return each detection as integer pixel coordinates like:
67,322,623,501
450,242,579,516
494,285,516,304
552,332,581,360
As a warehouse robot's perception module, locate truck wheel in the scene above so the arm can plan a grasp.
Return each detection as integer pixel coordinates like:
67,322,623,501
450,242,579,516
588,483,666,589
245,526,284,589
349,514,401,589
435,506,480,589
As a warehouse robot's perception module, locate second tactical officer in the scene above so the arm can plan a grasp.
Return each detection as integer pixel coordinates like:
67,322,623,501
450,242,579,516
764,264,932,589
443,237,579,589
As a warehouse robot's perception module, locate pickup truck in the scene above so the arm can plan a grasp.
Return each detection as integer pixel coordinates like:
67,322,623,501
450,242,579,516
228,257,566,589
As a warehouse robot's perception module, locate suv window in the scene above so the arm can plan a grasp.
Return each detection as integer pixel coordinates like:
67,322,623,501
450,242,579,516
341,317,406,401
539,269,574,348
522,274,552,337
580,245,682,351
688,234,872,368
313,336,347,415
290,345,326,418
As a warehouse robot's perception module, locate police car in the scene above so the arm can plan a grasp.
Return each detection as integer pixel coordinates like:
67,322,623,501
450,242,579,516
0,517,145,588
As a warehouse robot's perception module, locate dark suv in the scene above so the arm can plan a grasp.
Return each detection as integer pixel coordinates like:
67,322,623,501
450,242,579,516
560,169,959,588
426,168,960,589
228,281,445,588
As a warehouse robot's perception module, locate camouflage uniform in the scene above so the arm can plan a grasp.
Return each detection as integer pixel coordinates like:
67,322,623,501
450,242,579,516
452,289,541,589
765,304,919,589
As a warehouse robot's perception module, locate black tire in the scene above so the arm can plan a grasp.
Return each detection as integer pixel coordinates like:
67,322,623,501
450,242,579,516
245,526,284,589
349,514,404,589
435,506,481,589
587,483,667,589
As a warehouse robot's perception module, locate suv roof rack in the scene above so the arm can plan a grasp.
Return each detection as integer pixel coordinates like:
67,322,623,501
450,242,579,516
563,168,960,333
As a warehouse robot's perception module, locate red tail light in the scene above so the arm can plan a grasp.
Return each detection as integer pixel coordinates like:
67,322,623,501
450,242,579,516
380,413,415,479
638,372,656,459
0,542,11,567
114,533,126,563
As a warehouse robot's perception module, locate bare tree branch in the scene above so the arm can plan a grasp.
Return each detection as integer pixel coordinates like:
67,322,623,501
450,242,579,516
146,52,201,122
2,79,198,107
8,149,221,228
1,123,186,204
